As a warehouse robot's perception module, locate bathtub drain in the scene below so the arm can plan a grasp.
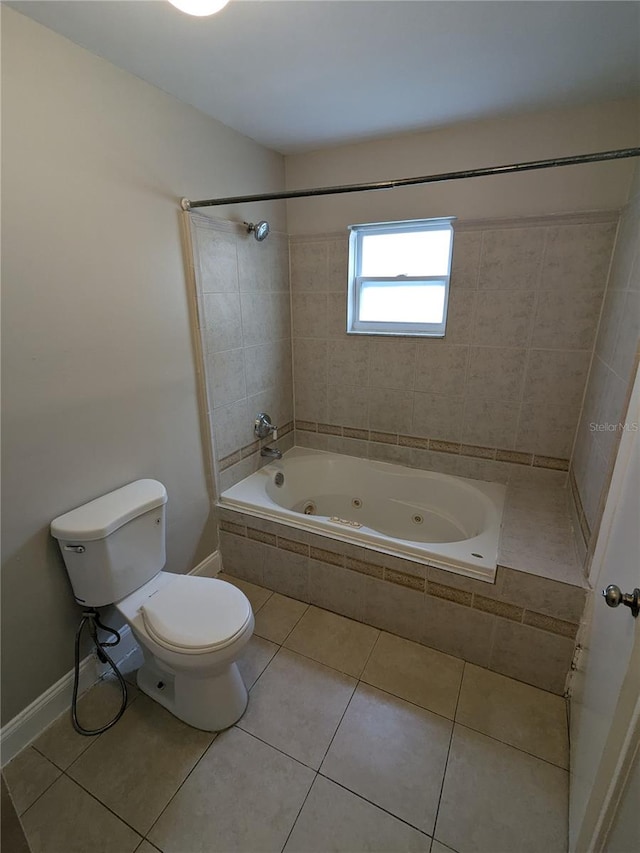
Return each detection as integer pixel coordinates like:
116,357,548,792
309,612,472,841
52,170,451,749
412,514,423,524
352,498,362,509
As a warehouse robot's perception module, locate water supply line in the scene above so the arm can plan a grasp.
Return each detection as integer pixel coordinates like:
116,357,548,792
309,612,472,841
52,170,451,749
72,609,128,736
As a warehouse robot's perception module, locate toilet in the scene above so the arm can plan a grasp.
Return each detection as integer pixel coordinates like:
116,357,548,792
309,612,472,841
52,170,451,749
51,479,254,732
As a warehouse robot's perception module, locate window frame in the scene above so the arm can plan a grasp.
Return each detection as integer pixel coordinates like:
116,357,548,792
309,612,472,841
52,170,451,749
347,217,455,338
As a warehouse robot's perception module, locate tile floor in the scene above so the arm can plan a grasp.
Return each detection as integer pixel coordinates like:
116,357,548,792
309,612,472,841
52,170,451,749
4,572,569,853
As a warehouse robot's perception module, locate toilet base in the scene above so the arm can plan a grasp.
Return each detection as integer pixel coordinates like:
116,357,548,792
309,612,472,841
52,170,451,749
136,659,248,732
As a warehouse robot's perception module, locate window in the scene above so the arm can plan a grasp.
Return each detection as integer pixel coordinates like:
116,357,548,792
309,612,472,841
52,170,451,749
347,217,455,337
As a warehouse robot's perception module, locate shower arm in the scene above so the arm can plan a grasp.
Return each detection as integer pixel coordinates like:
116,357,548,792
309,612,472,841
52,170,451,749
180,147,640,211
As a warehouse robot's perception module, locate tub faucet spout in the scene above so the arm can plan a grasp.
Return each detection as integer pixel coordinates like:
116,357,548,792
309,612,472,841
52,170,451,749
261,445,282,460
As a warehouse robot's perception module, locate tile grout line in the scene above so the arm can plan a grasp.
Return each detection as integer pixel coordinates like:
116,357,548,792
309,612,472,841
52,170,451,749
428,661,467,845
315,771,435,841
141,731,219,845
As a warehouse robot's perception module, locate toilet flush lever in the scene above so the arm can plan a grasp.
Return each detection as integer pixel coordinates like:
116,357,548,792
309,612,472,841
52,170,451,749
64,545,85,554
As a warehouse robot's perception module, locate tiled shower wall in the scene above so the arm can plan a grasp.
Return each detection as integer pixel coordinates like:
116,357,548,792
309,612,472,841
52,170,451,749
188,214,294,490
291,213,618,483
571,176,640,553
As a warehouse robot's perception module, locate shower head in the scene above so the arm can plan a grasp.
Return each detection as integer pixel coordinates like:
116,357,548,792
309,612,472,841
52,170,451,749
245,221,270,242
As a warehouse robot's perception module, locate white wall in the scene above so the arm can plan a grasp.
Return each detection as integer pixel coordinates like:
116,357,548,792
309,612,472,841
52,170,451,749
0,7,286,724
285,99,639,234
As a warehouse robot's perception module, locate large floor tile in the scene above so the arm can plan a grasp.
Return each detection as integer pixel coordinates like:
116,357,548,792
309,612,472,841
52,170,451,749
1,776,30,853
436,725,568,853
431,841,457,853
361,631,464,719
148,727,314,853
33,676,137,769
284,775,432,853
254,593,308,643
456,664,569,767
3,747,61,815
67,694,214,835
237,634,279,690
238,647,356,769
135,843,161,853
21,775,141,853
321,683,452,835
219,572,272,613
284,606,379,677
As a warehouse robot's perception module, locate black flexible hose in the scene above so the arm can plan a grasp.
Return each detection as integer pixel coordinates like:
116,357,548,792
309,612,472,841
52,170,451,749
72,609,128,735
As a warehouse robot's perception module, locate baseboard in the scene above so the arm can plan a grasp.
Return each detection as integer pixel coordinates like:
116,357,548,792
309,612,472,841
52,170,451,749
190,550,222,578
1,551,222,766
0,654,99,766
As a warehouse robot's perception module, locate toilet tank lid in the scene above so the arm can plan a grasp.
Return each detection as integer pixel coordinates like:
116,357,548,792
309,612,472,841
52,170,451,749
51,479,167,542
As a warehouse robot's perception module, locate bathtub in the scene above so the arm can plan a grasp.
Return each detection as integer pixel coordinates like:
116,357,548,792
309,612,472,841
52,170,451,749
219,447,505,583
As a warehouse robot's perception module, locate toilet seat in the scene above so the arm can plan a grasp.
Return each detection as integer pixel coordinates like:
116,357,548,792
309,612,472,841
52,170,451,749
141,576,252,655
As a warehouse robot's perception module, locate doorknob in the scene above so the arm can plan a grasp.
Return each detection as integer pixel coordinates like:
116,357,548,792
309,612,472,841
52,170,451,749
602,585,640,618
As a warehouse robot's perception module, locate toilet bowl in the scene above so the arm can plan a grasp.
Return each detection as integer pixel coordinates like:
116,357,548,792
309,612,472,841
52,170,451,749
116,571,254,731
51,479,254,732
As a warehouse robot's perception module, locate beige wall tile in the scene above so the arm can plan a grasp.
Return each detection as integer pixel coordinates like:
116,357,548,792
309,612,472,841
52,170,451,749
444,288,476,343
450,230,482,289
290,241,327,291
611,289,640,379
326,238,349,291
263,545,310,601
473,290,536,347
414,343,469,396
327,384,369,428
368,388,414,433
363,576,425,644
292,292,327,338
412,392,464,441
207,348,246,409
201,291,243,355
197,228,239,293
489,619,574,694
308,559,368,621
462,399,520,449
422,595,496,667
500,568,586,623
369,340,417,390
478,227,545,290
327,337,370,386
541,222,617,290
218,531,265,585
516,400,580,457
522,349,591,405
532,288,604,350
466,346,527,401
326,291,348,337
293,338,327,386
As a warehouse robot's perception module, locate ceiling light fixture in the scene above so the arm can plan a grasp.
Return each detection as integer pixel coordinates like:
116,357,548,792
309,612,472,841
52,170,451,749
168,0,231,17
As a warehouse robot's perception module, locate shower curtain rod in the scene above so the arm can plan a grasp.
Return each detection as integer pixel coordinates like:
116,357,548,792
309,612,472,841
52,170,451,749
180,147,640,211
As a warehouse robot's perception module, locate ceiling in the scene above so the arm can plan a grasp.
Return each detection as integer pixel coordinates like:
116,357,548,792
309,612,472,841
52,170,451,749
9,0,640,153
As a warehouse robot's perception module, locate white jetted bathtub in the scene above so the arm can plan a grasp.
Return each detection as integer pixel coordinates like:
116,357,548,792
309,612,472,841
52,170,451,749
220,447,506,582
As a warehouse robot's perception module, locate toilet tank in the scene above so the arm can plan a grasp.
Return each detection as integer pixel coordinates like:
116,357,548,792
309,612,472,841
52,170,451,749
51,479,168,607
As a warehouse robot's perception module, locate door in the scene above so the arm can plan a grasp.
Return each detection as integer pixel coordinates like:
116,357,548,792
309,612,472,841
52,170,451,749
569,365,640,853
